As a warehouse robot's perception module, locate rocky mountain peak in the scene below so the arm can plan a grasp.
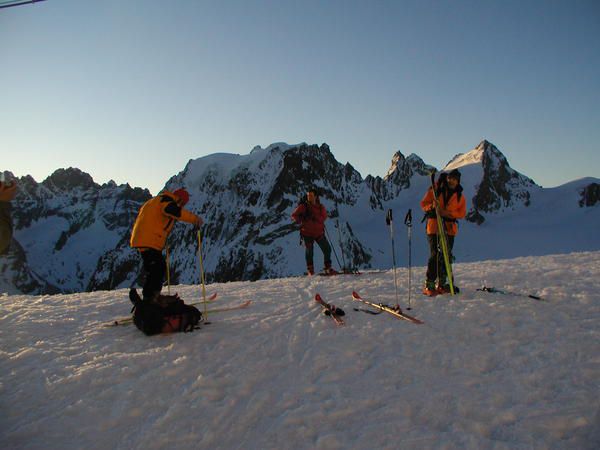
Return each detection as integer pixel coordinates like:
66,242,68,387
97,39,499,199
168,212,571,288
457,140,539,224
42,168,98,192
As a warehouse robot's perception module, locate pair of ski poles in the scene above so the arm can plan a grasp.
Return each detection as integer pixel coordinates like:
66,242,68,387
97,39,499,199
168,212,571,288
164,228,210,322
386,208,413,310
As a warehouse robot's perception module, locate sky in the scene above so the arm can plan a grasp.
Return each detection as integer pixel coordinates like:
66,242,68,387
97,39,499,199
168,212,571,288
1,0,599,194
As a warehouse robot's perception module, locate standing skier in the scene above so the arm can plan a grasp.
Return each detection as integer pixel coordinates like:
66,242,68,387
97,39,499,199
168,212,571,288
291,190,337,275
0,176,17,255
420,169,466,295
130,188,202,302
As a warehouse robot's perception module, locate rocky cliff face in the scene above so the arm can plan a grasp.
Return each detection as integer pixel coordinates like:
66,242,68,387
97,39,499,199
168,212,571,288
366,152,435,205
1,168,151,294
579,183,600,207
162,143,373,283
444,140,539,224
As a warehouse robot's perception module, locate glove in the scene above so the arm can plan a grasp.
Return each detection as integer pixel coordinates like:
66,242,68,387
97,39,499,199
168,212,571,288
425,208,437,219
194,215,204,227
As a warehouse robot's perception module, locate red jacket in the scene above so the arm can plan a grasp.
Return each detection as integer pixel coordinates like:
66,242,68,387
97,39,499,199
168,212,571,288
291,202,327,238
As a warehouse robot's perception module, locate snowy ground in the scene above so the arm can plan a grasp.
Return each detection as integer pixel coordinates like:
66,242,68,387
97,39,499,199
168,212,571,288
1,252,599,450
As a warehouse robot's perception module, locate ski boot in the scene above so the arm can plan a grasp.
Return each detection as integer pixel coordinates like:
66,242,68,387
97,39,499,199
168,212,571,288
436,282,460,295
322,267,339,276
307,265,315,276
422,280,438,297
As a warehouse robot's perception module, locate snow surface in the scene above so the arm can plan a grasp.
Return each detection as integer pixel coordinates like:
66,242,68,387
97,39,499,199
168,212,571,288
1,252,599,450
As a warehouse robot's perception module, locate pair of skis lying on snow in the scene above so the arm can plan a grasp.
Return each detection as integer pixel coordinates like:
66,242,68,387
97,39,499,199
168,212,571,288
315,286,545,326
104,292,251,327
315,291,424,326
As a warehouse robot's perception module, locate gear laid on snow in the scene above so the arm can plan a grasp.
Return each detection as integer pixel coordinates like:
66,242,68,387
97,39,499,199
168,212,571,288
129,288,202,335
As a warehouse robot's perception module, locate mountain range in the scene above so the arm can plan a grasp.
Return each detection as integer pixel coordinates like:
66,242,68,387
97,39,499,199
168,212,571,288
1,140,598,294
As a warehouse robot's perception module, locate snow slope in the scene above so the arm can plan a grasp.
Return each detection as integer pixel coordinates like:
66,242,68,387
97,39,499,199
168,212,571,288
1,252,599,449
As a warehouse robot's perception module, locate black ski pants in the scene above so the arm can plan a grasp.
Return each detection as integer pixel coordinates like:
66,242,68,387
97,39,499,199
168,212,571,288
141,249,166,301
426,234,455,284
303,234,332,271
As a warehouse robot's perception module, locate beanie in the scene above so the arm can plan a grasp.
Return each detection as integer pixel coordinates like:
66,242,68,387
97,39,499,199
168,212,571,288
448,169,461,181
173,188,190,205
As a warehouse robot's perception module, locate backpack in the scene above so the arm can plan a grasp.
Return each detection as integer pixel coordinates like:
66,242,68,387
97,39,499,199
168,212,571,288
129,288,202,336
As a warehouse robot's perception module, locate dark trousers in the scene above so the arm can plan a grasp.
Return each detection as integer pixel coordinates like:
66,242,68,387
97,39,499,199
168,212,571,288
141,249,166,301
0,202,13,255
426,234,455,284
303,235,332,270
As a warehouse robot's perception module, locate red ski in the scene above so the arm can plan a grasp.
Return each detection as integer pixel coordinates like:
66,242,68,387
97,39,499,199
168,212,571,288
351,291,423,325
314,294,345,326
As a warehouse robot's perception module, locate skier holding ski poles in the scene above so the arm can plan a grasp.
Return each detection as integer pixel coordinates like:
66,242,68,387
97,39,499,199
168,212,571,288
291,189,338,276
130,188,203,303
420,169,466,296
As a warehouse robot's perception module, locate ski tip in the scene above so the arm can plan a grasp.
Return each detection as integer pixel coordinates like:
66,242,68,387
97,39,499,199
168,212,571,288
351,291,361,299
208,292,218,301
315,293,322,301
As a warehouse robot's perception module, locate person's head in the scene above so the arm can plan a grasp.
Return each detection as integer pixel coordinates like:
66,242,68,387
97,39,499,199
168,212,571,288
306,190,317,205
447,169,461,189
173,188,190,206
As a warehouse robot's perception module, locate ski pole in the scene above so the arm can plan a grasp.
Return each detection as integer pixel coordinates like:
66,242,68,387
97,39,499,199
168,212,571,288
430,171,455,295
404,209,412,310
197,228,209,323
386,209,400,307
324,224,343,270
335,203,349,272
336,218,347,272
165,244,171,295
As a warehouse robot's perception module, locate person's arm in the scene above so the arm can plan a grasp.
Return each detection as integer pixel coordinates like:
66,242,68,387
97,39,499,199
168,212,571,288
291,204,306,223
0,181,17,202
161,196,202,225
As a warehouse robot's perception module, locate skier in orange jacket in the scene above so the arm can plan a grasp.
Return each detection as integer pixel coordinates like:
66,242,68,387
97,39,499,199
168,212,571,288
420,169,466,295
130,188,202,302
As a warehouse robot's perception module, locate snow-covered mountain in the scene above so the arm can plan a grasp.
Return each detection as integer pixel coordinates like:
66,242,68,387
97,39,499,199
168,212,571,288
1,141,599,295
444,140,539,224
0,168,151,294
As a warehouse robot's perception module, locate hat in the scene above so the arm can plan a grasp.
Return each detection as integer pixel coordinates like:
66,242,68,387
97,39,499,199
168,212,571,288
448,169,461,180
173,188,190,205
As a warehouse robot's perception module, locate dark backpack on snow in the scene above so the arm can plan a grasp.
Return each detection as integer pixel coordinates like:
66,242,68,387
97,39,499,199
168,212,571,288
129,288,202,336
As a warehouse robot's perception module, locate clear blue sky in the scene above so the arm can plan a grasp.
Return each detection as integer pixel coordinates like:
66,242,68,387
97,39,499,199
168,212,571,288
1,0,599,194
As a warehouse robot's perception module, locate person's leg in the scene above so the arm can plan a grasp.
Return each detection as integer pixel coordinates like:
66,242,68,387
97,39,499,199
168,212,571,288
141,249,166,301
439,235,455,288
304,237,315,274
316,235,332,270
425,234,438,288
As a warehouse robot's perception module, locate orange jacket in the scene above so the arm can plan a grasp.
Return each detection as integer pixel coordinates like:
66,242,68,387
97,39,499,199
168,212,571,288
130,191,198,251
0,182,17,202
420,185,466,236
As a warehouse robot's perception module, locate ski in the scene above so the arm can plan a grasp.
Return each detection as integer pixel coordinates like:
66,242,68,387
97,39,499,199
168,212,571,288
477,286,543,301
190,291,218,306
317,270,361,277
351,291,424,324
105,291,218,327
205,300,252,313
314,294,345,326
430,171,455,295
104,296,246,328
